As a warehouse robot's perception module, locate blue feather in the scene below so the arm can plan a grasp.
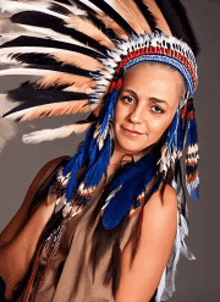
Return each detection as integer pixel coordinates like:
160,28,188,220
85,134,112,187
102,152,157,230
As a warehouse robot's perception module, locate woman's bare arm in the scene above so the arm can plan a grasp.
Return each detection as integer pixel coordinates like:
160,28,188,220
115,185,177,302
0,156,68,247
0,156,69,300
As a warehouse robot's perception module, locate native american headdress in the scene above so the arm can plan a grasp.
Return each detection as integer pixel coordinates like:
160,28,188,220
0,1,199,300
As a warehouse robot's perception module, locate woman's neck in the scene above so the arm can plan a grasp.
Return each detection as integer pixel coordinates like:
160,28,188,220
107,146,150,179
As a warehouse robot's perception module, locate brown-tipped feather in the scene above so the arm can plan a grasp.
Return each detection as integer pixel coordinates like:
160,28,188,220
186,170,198,183
144,0,172,35
65,16,115,49
113,0,152,34
20,100,91,121
55,52,105,71
97,12,128,40
37,73,96,93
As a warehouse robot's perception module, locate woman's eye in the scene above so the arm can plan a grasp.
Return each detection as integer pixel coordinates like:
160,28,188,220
122,96,135,104
151,105,164,114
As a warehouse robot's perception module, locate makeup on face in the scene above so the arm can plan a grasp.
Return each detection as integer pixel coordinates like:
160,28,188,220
113,62,185,158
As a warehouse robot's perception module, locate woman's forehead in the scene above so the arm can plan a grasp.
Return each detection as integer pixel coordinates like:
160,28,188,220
122,62,186,101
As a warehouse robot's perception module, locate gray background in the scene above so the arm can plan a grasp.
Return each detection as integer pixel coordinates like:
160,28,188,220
0,0,220,301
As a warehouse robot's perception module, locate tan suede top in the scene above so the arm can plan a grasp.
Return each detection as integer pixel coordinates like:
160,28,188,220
17,178,140,302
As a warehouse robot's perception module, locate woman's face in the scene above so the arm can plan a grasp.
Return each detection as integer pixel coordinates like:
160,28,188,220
113,63,185,155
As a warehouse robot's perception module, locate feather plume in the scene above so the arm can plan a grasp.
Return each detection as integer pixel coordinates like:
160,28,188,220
110,0,152,34
37,73,96,92
66,15,115,49
86,0,134,35
19,100,91,121
3,1,72,20
54,52,104,71
22,122,92,144
154,0,199,55
143,0,172,35
96,12,128,39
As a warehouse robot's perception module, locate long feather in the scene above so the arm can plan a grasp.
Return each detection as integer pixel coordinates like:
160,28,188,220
96,12,128,39
86,0,134,35
36,73,96,92
4,1,72,20
143,0,171,35
10,10,109,54
54,52,104,71
154,0,199,54
22,122,92,144
0,36,103,59
4,100,92,122
21,100,90,120
72,0,128,39
133,0,158,31
66,15,115,48
109,0,151,34
0,50,104,73
3,83,89,118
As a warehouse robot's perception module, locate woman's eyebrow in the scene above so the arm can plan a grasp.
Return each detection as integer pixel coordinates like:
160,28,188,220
122,88,137,97
122,89,168,105
149,98,168,105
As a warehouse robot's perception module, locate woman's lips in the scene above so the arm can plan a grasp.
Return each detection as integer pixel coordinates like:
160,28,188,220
122,126,143,137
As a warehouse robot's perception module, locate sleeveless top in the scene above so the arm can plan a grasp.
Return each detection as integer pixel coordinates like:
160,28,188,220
15,165,194,302
15,176,148,302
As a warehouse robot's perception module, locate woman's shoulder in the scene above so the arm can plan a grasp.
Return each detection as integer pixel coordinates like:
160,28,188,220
141,184,178,242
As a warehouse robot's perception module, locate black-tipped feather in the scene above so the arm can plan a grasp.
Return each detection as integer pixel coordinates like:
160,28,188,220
87,0,135,35
11,11,109,55
0,36,103,59
154,0,199,55
72,0,119,40
133,0,158,32
53,0,72,5
3,82,89,119
169,0,199,55
49,2,73,16
11,53,95,76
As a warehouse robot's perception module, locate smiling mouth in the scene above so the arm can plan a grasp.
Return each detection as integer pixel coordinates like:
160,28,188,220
122,127,143,136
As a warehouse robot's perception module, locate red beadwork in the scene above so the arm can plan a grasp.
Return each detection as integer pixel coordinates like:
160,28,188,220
115,66,120,73
156,46,160,54
181,106,186,119
188,110,194,120
109,81,116,93
122,57,128,65
116,78,123,90
148,46,153,54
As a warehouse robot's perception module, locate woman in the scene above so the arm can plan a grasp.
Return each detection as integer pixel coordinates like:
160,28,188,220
0,1,199,301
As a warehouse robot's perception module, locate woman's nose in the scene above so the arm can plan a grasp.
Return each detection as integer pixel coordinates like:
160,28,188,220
128,103,145,124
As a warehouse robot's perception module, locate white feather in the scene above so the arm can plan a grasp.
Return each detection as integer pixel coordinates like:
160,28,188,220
76,0,103,14
0,47,76,66
22,123,91,144
0,67,53,77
